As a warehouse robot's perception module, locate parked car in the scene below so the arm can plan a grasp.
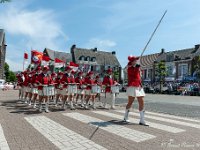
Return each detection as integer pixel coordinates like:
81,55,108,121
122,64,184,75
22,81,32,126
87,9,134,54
0,79,5,89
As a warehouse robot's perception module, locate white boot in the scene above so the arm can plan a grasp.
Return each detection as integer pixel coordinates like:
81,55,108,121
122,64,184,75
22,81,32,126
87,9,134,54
81,99,84,107
39,103,42,112
111,93,115,109
92,101,96,109
28,99,32,106
139,110,148,126
33,102,36,108
70,101,75,110
45,103,49,113
123,109,130,122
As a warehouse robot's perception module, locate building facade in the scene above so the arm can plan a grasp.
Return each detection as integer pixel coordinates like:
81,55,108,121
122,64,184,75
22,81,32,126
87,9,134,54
123,44,200,83
70,45,122,82
0,29,6,79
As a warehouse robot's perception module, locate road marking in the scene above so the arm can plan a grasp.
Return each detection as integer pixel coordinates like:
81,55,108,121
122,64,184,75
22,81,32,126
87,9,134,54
0,124,10,150
63,112,156,143
116,110,200,129
93,111,185,133
25,116,107,150
145,111,200,123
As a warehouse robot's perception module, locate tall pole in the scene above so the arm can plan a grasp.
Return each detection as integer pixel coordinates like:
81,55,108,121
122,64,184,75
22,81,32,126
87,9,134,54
140,10,167,57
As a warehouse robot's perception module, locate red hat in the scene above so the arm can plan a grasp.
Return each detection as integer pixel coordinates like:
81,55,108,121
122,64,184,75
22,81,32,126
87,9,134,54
58,72,64,76
65,66,72,71
87,71,93,76
71,70,76,74
128,55,139,62
96,75,100,79
51,72,57,77
37,66,42,71
78,71,83,76
43,66,49,70
107,68,112,73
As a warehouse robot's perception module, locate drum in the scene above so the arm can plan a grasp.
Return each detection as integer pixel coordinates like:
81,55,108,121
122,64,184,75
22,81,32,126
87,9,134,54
48,85,55,96
111,85,119,93
67,84,77,94
92,85,101,94
42,85,49,96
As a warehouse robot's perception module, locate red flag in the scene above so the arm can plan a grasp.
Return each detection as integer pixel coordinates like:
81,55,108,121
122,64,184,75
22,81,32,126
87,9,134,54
24,53,28,59
42,55,51,61
55,58,64,63
31,50,43,64
69,62,79,67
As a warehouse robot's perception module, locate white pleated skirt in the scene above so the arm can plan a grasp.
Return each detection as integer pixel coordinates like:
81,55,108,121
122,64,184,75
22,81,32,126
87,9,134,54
126,86,145,97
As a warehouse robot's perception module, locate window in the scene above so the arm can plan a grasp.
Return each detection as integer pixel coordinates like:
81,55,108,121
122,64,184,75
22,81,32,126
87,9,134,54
85,56,90,61
178,64,188,77
79,56,85,61
90,57,96,62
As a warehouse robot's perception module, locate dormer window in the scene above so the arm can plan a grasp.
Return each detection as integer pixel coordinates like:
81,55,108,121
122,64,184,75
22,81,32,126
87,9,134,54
85,56,90,61
91,57,96,62
79,56,85,61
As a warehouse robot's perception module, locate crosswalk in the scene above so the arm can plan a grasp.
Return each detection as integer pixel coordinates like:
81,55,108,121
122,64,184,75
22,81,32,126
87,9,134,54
1,109,200,150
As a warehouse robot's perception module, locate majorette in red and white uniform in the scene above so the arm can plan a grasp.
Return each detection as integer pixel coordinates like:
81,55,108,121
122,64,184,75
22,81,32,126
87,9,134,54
84,71,96,109
23,70,31,103
17,73,24,100
102,68,116,109
54,72,63,106
30,70,39,108
48,72,56,97
75,71,85,107
36,66,50,113
123,56,147,126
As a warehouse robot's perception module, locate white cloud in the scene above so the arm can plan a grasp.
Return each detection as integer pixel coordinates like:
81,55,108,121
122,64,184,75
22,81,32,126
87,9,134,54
0,1,68,71
85,38,116,50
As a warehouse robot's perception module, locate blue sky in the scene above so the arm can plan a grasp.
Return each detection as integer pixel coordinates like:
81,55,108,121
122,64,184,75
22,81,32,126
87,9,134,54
1,0,200,71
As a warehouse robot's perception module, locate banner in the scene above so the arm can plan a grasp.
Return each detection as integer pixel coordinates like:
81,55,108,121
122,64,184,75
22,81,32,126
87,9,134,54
31,50,43,64
24,53,28,59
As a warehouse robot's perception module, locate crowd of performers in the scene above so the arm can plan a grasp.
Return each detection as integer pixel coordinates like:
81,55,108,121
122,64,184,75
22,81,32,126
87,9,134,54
16,55,147,126
16,66,119,113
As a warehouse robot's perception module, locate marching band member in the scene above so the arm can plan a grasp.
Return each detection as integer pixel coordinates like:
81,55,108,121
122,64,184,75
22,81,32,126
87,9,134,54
17,73,24,100
30,70,39,108
61,66,72,110
75,71,85,107
55,71,63,107
67,70,77,110
93,75,102,109
84,71,95,109
48,72,56,101
28,71,34,106
123,56,147,126
37,66,50,113
102,68,116,109
23,70,30,104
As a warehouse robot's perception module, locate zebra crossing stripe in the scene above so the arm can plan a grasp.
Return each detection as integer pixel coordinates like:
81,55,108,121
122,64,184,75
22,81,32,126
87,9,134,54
63,112,156,143
0,124,10,150
145,111,200,123
25,116,107,150
93,111,185,133
116,110,200,129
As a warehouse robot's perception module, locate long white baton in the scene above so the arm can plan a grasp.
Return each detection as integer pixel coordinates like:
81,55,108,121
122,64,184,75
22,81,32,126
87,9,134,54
140,10,167,57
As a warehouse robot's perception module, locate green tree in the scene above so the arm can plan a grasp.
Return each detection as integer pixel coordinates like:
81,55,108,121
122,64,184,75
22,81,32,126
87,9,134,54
155,61,167,92
4,62,17,82
0,0,11,3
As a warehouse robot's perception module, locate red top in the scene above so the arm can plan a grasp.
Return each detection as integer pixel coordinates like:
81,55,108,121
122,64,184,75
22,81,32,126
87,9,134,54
55,77,62,89
85,77,95,90
102,75,114,93
17,76,24,86
37,73,49,90
127,65,141,87
75,77,85,89
61,73,71,88
23,74,30,86
31,75,38,88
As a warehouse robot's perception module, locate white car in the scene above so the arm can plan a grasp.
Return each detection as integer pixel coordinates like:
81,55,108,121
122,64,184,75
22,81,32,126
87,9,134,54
0,79,5,89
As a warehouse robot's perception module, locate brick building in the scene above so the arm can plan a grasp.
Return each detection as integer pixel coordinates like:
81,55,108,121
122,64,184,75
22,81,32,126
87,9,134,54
0,29,6,79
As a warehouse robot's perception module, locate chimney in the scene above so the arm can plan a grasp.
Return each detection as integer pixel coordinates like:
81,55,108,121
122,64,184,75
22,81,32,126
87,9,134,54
161,48,165,54
195,44,200,51
71,44,76,53
111,51,116,55
93,47,97,52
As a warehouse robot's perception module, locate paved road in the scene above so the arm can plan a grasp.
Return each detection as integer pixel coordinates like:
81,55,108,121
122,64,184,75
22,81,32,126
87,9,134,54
0,90,200,150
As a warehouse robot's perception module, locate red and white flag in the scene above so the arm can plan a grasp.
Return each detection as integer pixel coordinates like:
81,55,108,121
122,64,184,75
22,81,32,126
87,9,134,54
24,53,28,59
55,58,65,68
41,55,51,66
69,62,79,71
